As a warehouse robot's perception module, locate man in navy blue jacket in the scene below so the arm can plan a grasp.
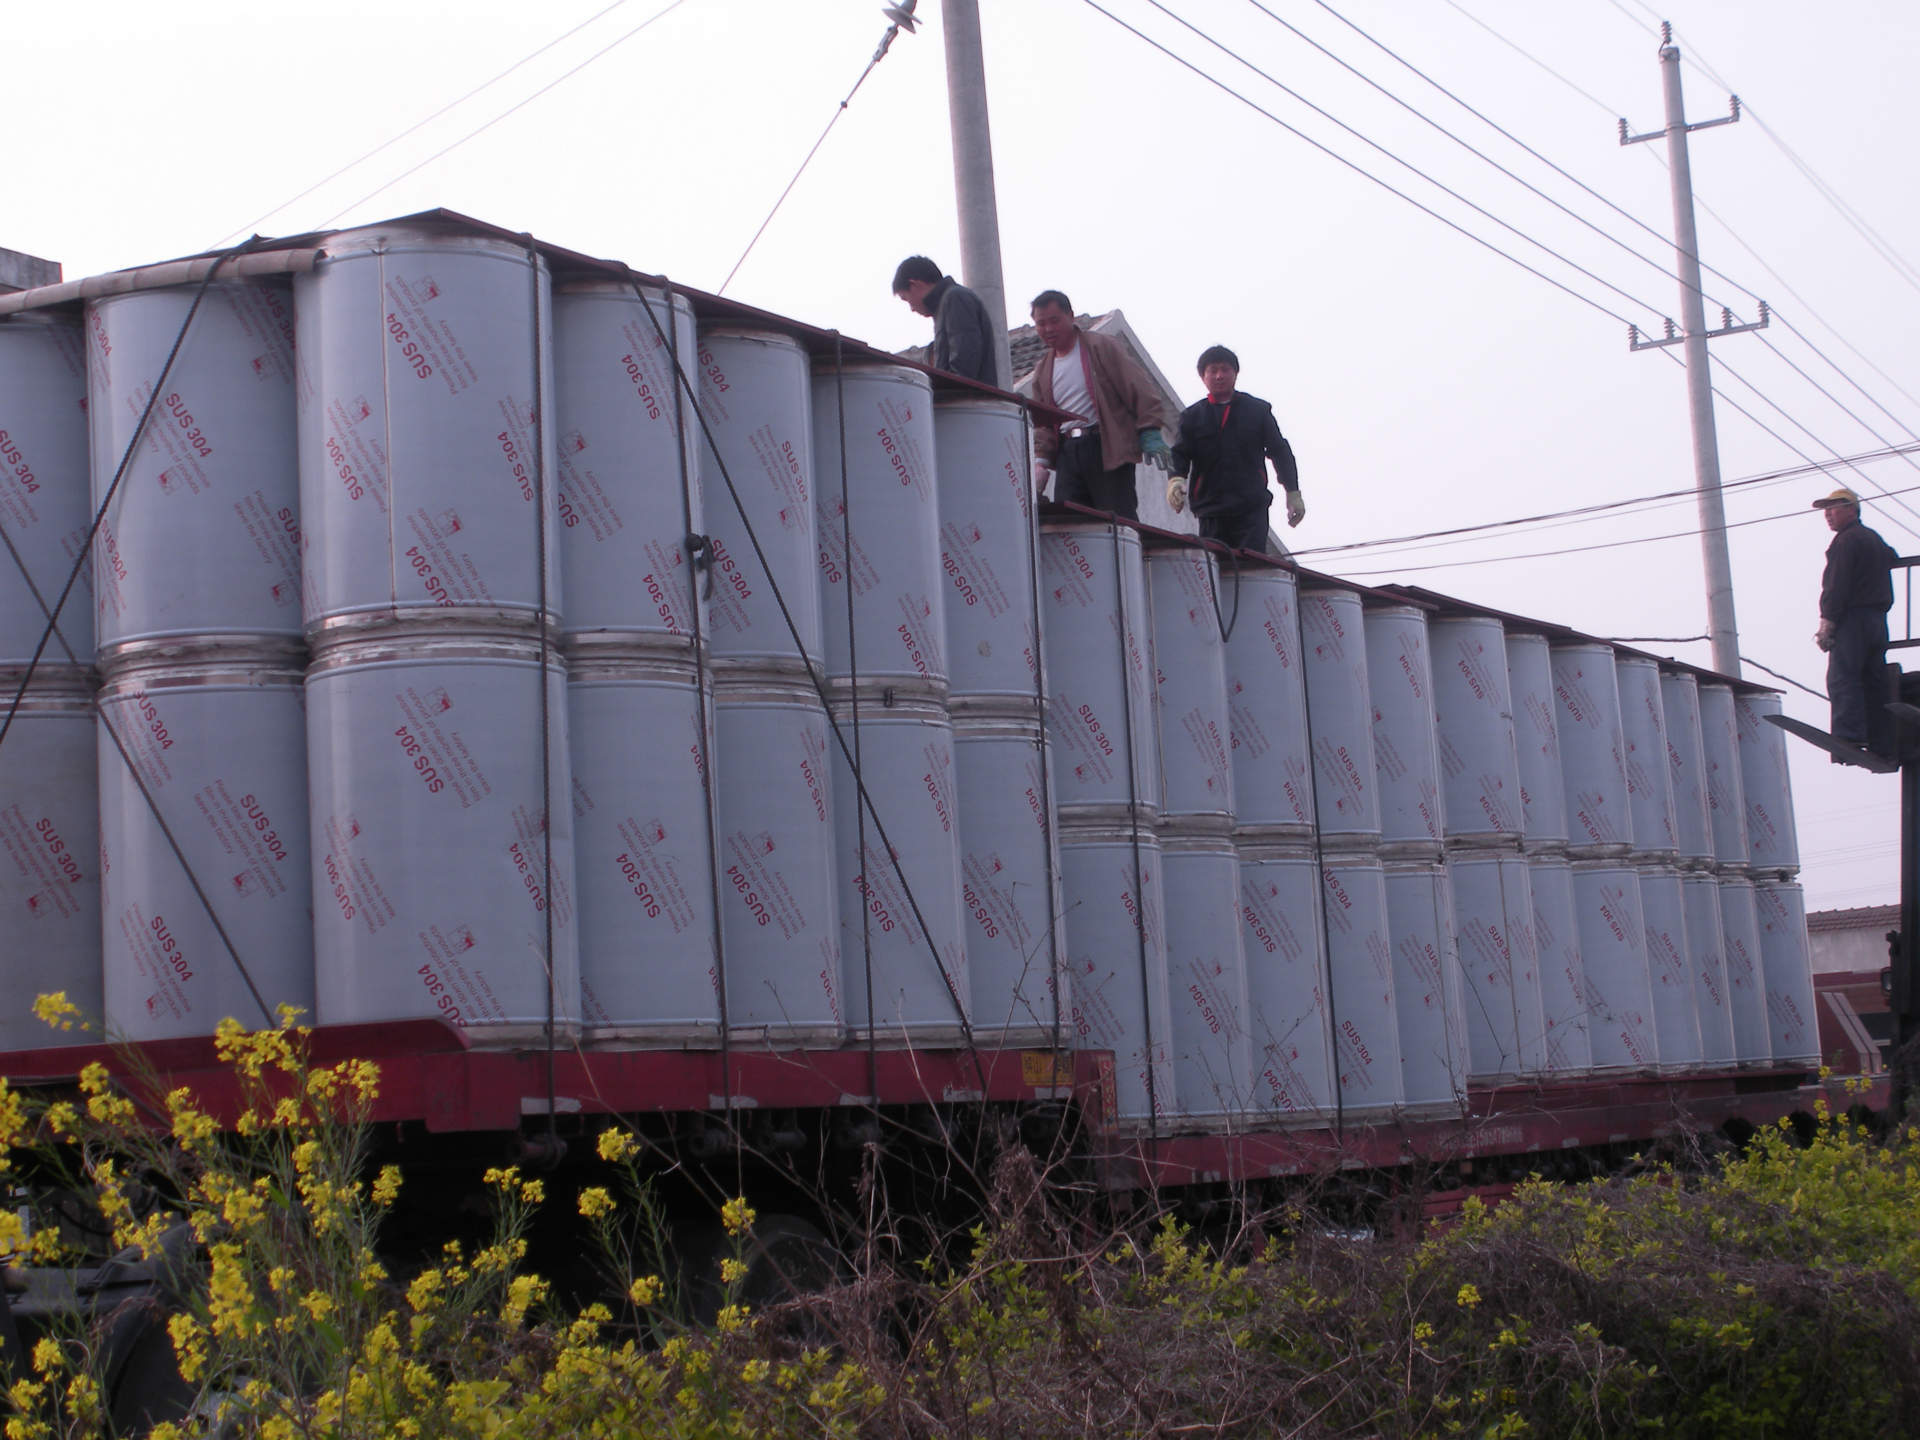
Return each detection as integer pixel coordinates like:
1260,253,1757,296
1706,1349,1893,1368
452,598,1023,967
1813,485,1899,751
1165,346,1303,554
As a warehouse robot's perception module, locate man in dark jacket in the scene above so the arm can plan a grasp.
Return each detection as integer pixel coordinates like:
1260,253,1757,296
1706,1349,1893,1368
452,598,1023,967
1813,486,1899,750
1165,345,1303,555
892,256,998,386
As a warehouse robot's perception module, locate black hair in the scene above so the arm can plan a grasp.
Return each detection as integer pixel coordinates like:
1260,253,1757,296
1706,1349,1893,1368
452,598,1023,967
1030,289,1072,315
891,256,942,294
1197,345,1240,374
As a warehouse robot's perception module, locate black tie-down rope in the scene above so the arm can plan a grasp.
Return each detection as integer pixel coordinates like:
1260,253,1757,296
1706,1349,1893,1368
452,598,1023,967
518,238,564,1158
1105,522,1163,1143
623,285,985,1089
0,238,278,1028
641,277,738,1145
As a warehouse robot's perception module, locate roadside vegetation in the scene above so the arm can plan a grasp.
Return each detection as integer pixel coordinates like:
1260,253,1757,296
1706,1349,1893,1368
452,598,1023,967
3,1000,1917,1438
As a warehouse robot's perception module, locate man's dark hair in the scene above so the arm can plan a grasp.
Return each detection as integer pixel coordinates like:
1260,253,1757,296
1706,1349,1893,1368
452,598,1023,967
1197,345,1240,374
892,256,942,294
1030,289,1073,315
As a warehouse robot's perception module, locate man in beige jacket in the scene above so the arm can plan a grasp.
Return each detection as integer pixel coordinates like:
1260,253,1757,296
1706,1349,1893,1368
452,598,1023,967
1027,290,1170,521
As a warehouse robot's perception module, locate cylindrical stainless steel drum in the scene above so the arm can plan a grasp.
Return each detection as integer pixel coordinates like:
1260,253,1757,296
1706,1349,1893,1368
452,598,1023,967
1238,839,1336,1119
305,633,576,1040
1223,568,1313,836
1321,852,1403,1112
1365,605,1443,856
1638,864,1704,1071
815,363,945,691
1383,858,1468,1109
830,696,969,1042
934,397,1040,702
1698,684,1749,869
1148,548,1234,821
0,320,92,669
1660,672,1715,866
1570,862,1658,1073
89,284,300,655
99,654,312,1041
1449,851,1546,1081
1617,656,1678,859
1717,874,1771,1066
1431,616,1524,849
1527,854,1593,1076
0,670,100,1048
296,225,560,636
1161,826,1251,1118
1300,590,1379,846
1735,692,1800,873
567,651,718,1040
1552,643,1631,855
1059,818,1173,1124
552,282,703,652
1753,879,1819,1066
1681,871,1736,1066
1505,632,1567,851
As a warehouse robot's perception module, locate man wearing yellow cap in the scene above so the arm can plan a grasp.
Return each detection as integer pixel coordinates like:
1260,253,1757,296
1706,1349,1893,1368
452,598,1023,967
1812,486,1899,751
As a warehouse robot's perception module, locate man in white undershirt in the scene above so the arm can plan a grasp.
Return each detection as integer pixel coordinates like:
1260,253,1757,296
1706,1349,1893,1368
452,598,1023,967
1027,290,1170,521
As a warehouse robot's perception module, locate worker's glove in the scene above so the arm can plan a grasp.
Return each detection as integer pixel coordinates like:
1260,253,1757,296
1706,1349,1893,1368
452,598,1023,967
1139,429,1172,471
1814,618,1836,652
1285,491,1307,527
1166,477,1187,514
1033,462,1052,498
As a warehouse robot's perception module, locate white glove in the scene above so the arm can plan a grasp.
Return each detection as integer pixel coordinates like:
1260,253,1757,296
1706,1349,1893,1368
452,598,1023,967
1034,462,1052,497
1166,477,1187,514
1285,491,1307,527
1815,619,1835,652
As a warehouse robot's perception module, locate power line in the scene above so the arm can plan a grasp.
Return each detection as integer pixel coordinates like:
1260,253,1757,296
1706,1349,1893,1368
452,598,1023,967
718,9,916,295
316,0,690,230
1077,0,1649,331
1136,0,1673,326
1292,441,1920,561
1439,0,1621,119
1286,0,1764,312
211,0,636,247
1336,478,1920,578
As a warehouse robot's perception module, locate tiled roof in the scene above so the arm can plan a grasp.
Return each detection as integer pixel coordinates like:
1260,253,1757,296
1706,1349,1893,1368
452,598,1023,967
1806,903,1900,933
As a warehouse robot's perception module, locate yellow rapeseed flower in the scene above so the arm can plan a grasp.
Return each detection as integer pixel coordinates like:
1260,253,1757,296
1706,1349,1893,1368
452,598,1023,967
372,1165,403,1207
596,1128,639,1163
30,993,82,1033
628,1274,664,1307
720,1196,757,1237
577,1187,615,1220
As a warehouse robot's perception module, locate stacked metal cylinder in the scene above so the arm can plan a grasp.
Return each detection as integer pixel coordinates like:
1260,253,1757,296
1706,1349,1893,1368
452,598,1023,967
87,280,315,1044
1659,671,1738,1067
0,318,100,1050
1735,691,1820,1066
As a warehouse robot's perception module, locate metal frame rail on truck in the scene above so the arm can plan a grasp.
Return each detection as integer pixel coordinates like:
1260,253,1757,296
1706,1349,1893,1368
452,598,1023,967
0,210,1873,1416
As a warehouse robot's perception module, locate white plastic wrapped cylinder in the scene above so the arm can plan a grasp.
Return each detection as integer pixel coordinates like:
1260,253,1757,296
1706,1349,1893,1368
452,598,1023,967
98,657,312,1041
1364,606,1444,855
1383,860,1468,1109
831,698,969,1041
1449,852,1547,1081
1505,632,1568,850
1527,855,1594,1076
1238,840,1336,1118
1300,590,1379,844
711,677,842,1041
1734,692,1800,873
567,654,718,1039
1659,672,1715,866
1698,684,1749,868
815,364,946,690
1059,820,1173,1123
1431,616,1525,847
306,635,577,1039
1160,828,1252,1118
1552,643,1632,854
952,712,1064,1041
552,283,702,652
1569,863,1658,1072
1717,875,1771,1065
1682,872,1737,1065
1321,854,1404,1112
88,284,299,653
935,397,1040,702
0,672,100,1048
0,320,93,668
1040,522,1158,815
1148,549,1233,820
295,227,560,635
1638,865,1704,1070
1753,880,1819,1065
1223,568,1313,835
1617,657,1678,858
689,330,820,668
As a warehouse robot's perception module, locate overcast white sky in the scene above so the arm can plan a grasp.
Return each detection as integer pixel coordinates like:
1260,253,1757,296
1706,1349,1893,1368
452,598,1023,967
14,0,1918,912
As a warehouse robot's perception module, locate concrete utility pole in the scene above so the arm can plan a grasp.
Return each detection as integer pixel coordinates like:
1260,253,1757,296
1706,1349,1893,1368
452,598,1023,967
940,0,1014,388
1621,23,1768,679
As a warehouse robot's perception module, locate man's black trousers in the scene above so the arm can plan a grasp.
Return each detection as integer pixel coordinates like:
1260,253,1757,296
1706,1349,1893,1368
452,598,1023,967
1828,607,1890,747
1053,431,1137,520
